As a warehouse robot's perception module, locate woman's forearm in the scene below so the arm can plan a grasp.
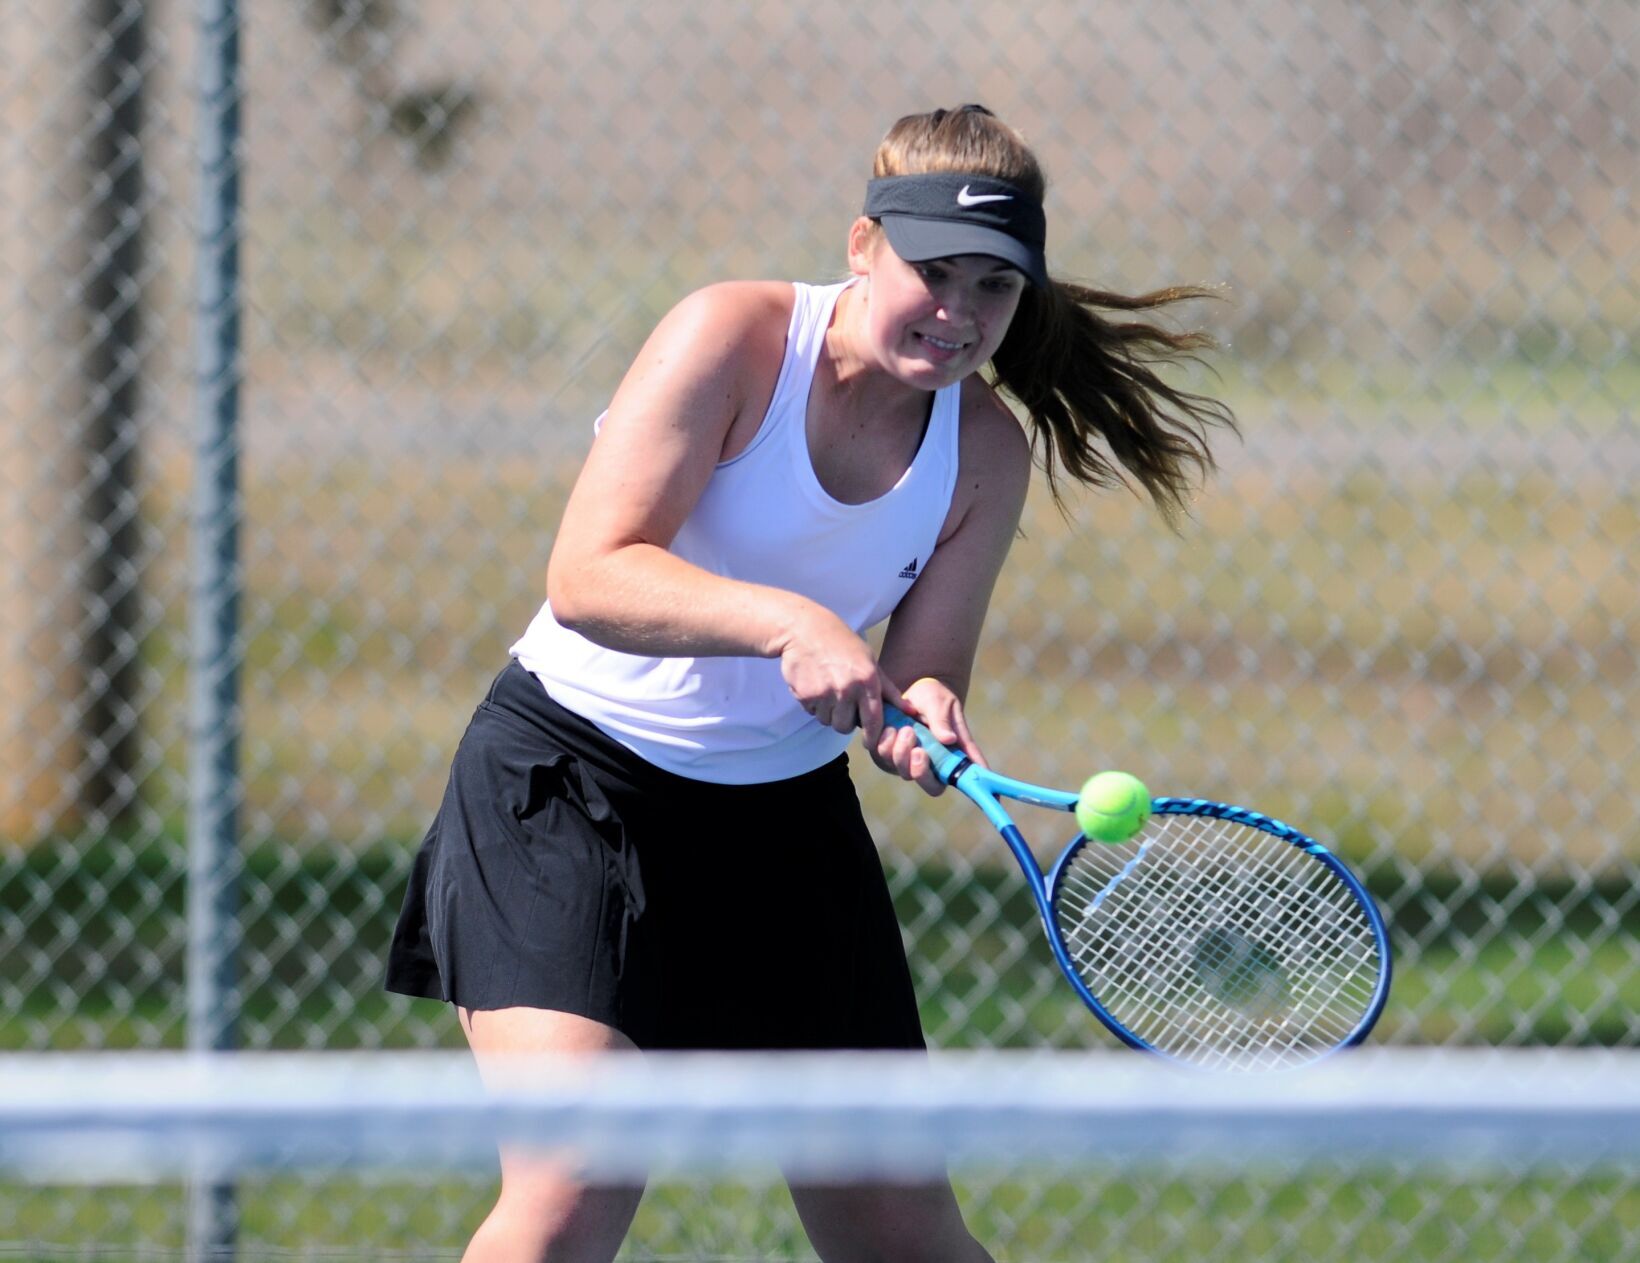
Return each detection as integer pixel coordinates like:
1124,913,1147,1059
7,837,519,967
547,543,829,660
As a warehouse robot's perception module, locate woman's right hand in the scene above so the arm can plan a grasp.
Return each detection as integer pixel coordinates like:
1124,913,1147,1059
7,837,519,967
776,604,905,745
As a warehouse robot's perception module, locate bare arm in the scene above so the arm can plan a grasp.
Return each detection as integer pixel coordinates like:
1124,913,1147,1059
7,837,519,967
547,283,781,652
545,283,909,740
872,384,1032,792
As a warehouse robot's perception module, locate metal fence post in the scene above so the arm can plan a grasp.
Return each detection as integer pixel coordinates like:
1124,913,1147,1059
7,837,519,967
186,0,243,1258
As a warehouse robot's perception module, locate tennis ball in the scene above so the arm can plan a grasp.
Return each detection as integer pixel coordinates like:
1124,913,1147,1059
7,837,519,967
1075,771,1151,843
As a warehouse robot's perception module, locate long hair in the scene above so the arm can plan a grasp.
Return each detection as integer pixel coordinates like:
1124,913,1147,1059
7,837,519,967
871,105,1237,524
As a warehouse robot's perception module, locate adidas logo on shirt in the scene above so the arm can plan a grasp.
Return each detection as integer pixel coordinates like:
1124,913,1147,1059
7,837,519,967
898,558,919,580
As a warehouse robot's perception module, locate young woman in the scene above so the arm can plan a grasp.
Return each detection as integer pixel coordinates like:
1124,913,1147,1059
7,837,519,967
387,104,1235,1263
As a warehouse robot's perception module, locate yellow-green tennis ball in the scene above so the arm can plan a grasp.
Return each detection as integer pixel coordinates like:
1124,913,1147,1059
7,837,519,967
1076,771,1151,843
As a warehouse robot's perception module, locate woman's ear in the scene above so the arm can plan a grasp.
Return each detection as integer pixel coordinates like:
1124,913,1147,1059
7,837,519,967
846,216,879,278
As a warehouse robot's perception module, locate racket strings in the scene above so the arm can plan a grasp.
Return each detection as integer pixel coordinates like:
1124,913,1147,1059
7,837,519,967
1065,845,1376,1069
1053,816,1382,1071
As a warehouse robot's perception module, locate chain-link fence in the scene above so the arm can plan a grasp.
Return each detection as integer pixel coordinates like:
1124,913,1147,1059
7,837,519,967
3,0,1636,1257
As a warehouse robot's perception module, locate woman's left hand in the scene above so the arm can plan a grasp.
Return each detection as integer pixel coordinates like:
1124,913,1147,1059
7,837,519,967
869,677,987,797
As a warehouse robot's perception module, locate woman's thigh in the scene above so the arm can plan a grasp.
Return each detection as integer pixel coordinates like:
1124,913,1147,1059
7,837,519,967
787,1180,994,1263
459,1006,645,1263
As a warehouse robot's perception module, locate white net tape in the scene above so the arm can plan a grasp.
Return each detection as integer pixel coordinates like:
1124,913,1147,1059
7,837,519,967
2,1049,1634,1184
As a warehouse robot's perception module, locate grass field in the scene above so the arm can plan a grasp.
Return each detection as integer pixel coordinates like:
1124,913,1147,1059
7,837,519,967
2,1159,1633,1261
9,838,1629,1261
2,834,1634,1053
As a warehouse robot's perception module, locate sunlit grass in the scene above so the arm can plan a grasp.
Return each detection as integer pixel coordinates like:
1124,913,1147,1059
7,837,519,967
1,1164,1633,1261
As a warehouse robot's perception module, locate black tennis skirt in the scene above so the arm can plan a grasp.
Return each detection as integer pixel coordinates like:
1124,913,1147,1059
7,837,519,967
385,660,926,1052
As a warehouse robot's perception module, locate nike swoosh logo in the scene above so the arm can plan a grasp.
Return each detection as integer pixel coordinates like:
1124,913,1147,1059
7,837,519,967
956,185,1012,207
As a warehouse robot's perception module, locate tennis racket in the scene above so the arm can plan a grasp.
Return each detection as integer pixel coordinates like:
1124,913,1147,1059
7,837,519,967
881,706,1391,1071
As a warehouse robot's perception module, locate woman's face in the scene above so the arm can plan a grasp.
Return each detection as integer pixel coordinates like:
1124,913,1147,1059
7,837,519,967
847,220,1027,390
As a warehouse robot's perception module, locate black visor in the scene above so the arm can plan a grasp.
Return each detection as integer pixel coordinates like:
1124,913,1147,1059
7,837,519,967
863,173,1048,288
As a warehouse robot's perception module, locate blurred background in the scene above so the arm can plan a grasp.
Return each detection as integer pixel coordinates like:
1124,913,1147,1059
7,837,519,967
2,0,1635,1257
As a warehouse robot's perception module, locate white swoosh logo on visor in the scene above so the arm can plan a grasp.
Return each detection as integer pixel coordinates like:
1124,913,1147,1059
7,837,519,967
956,185,1013,207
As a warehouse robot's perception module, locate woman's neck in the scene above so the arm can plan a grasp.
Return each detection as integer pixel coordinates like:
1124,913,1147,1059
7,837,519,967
817,280,931,423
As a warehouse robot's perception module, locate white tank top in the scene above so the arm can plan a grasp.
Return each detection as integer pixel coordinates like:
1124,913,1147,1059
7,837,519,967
511,279,963,783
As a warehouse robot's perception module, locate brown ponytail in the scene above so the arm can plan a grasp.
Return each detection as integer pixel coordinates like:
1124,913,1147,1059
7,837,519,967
873,105,1238,524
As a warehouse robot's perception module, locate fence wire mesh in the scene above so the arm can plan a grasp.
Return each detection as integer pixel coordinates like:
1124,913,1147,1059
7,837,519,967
2,0,1636,1258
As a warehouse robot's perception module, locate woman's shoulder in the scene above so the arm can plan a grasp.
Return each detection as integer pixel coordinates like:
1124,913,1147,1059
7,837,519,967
626,284,795,419
659,280,796,353
955,375,1031,479
930,375,1030,551
640,283,798,460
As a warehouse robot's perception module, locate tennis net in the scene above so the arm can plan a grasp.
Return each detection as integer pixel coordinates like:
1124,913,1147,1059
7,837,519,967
1,1049,1635,1261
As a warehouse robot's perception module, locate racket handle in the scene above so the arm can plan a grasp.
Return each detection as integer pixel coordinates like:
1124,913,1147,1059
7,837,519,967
881,704,969,784
882,703,914,729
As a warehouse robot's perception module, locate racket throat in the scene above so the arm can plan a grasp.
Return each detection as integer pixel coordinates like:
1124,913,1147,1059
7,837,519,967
999,824,1057,924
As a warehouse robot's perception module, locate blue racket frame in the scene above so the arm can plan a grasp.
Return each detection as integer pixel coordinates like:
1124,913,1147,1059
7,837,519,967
883,706,1393,1065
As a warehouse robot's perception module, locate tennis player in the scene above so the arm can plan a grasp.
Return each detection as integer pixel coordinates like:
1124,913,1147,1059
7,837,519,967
387,104,1234,1262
